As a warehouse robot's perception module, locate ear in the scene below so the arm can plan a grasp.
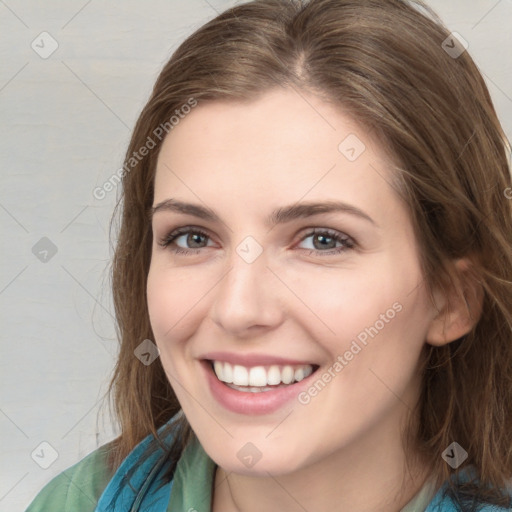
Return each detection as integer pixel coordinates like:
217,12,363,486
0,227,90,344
426,258,484,347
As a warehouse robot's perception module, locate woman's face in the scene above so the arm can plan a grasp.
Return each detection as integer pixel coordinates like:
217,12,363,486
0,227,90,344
147,88,437,475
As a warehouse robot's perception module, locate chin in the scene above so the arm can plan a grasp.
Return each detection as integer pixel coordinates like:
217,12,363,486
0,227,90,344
200,435,314,477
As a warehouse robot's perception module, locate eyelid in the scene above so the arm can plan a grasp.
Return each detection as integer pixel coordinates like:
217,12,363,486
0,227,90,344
296,226,353,242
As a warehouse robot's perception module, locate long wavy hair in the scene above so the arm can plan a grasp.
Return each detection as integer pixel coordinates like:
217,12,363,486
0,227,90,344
106,0,512,508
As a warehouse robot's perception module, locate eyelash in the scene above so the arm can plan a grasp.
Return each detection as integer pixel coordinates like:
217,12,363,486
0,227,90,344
158,226,356,257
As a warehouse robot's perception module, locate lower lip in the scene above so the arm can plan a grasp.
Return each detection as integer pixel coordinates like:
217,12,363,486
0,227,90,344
202,361,317,415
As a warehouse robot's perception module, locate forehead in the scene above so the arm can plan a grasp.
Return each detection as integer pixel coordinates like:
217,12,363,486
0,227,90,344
153,88,403,225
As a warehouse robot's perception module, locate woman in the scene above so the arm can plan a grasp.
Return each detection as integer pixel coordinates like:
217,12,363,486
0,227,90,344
26,0,512,510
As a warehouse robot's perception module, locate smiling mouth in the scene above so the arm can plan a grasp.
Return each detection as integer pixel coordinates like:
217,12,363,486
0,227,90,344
208,360,320,393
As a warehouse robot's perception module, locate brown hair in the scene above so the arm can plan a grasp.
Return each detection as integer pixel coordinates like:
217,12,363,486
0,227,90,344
107,0,512,507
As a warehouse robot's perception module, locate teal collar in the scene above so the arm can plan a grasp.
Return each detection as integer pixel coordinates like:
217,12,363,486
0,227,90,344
95,420,176,512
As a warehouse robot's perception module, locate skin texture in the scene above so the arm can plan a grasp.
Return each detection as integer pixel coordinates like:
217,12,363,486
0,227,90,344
147,88,474,512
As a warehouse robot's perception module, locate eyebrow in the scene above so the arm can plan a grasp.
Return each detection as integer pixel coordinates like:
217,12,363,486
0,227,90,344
151,199,377,227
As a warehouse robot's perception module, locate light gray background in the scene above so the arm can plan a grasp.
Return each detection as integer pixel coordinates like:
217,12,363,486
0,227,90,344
1,1,511,510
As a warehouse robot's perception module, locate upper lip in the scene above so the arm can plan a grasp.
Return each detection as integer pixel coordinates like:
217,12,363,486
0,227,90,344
201,351,317,367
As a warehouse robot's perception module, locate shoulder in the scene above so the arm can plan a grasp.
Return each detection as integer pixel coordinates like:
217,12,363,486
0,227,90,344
25,442,115,512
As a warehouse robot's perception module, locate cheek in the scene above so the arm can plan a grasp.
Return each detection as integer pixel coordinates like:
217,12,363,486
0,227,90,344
146,266,194,390
147,265,186,347
147,268,174,339
289,271,431,449
146,261,215,354
281,255,432,374
280,264,408,342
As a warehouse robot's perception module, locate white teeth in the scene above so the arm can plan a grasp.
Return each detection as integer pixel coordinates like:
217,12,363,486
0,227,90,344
281,365,294,384
227,383,275,393
294,367,305,382
214,361,224,380
212,361,315,388
223,362,233,383
249,366,267,387
232,365,249,386
267,365,281,385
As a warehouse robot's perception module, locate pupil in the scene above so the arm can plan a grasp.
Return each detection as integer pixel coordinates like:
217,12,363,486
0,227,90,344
315,234,334,250
189,233,205,248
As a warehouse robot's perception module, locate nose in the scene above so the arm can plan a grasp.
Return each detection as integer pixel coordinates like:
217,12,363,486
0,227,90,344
209,245,285,338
